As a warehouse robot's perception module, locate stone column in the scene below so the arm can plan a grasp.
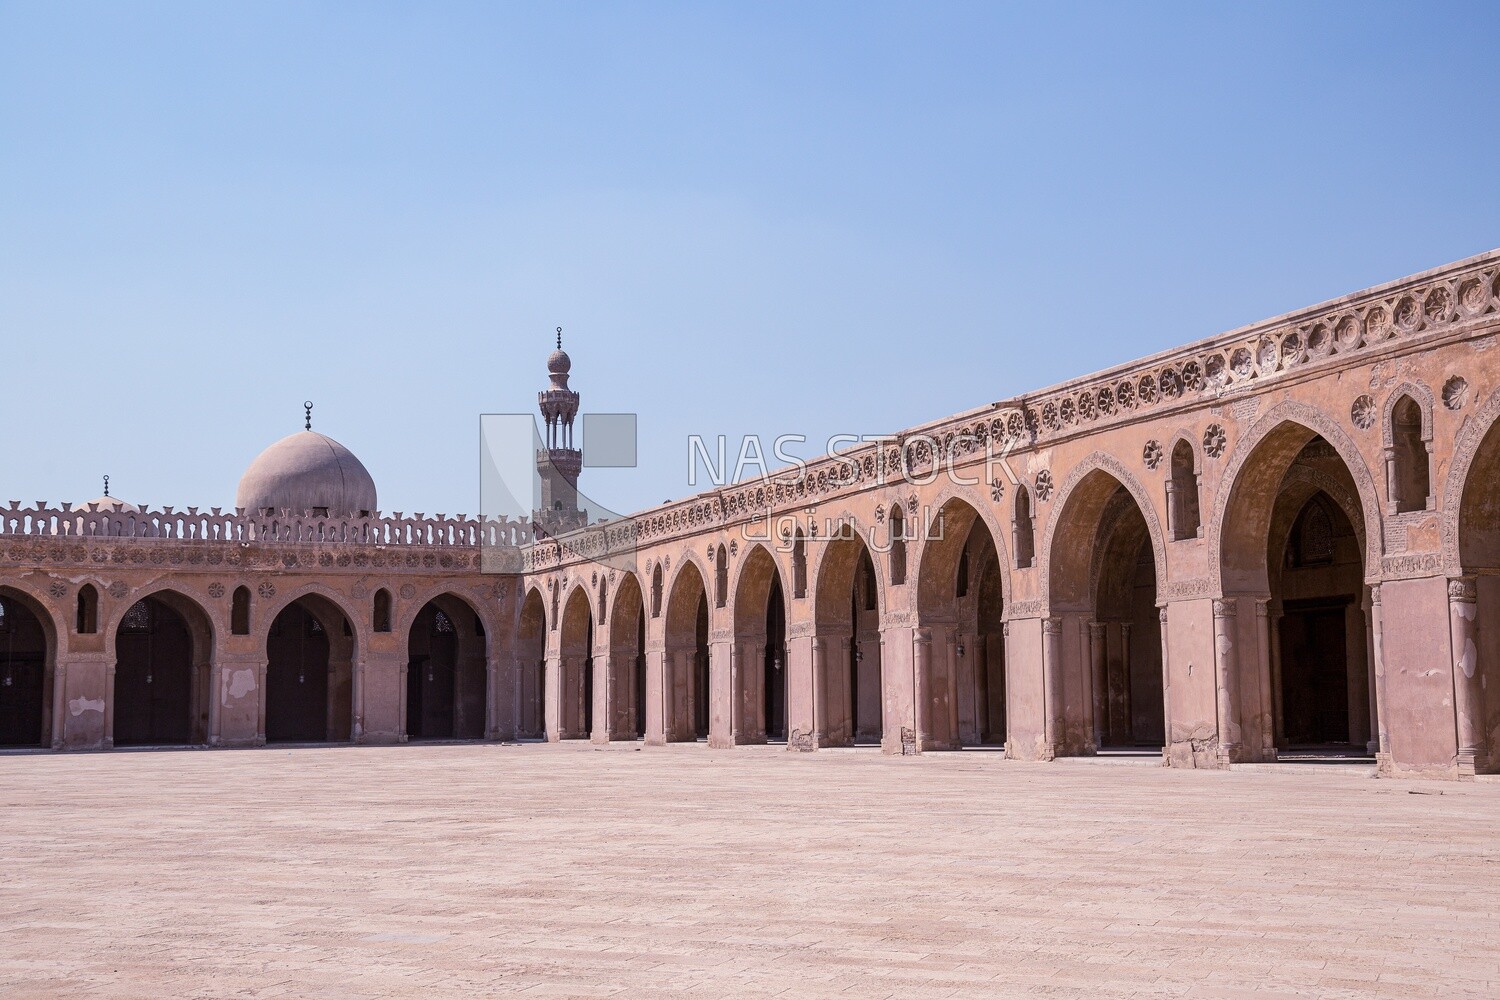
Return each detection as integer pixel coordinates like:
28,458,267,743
1254,599,1275,761
1088,621,1107,750
350,652,365,743
943,630,960,750
1269,600,1285,748
1362,588,1378,757
103,658,117,749
1212,599,1239,767
396,657,409,743
592,649,611,743
255,659,268,746
643,644,666,746
1448,577,1480,778
543,653,562,742
50,659,68,751
1158,607,1171,766
1119,621,1134,744
1042,617,1063,759
1345,599,1371,749
913,628,932,751
1369,585,1389,771
809,636,826,748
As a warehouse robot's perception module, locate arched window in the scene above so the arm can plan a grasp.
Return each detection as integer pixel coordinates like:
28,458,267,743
889,506,907,586
76,584,98,634
715,544,728,608
860,549,877,611
651,564,663,618
598,578,609,623
792,532,807,599
1291,497,1336,567
1013,487,1035,569
1167,439,1201,540
1390,395,1431,512
373,589,392,633
231,586,251,636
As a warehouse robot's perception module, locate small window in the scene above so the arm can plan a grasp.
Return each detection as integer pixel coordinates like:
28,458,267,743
373,589,391,633
792,534,807,599
231,586,251,635
651,566,663,618
432,609,455,634
0,598,10,633
889,507,907,586
715,544,728,608
1014,488,1035,569
598,579,608,623
1391,395,1431,513
860,549,877,612
1168,440,1201,540
76,584,99,634
956,546,970,598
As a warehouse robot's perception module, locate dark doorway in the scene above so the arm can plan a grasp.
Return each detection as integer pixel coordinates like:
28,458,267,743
266,602,332,743
0,596,47,748
114,597,196,746
1279,598,1351,745
764,574,787,741
694,595,710,740
634,606,647,739
407,606,457,740
583,614,594,736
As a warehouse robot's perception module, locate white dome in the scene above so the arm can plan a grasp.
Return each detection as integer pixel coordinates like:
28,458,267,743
236,431,377,517
80,495,139,513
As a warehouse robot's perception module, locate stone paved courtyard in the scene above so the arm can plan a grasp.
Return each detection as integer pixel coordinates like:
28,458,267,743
1,744,1497,999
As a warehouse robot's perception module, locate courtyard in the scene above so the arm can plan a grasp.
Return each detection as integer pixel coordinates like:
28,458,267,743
0,745,1497,998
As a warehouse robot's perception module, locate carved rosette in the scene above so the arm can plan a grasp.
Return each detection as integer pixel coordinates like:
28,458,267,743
1143,440,1163,470
1442,376,1469,411
1035,470,1054,502
207,582,225,599
1203,424,1228,459
1351,394,1376,430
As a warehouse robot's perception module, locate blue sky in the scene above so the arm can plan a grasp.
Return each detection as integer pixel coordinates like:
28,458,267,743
2,1,1497,518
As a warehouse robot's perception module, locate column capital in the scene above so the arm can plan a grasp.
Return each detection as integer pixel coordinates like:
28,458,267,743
1041,617,1062,635
1088,621,1107,639
1448,577,1478,604
1212,598,1237,619
1254,597,1272,618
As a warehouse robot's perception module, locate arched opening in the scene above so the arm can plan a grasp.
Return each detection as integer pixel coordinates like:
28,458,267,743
113,592,212,747
1456,411,1500,774
1271,493,1364,748
888,505,908,585
606,572,647,740
663,562,710,742
651,564,663,617
715,544,728,608
373,589,392,633
1167,439,1201,540
1048,470,1163,756
730,544,788,743
230,586,250,636
405,595,487,741
0,590,53,748
557,588,594,739
1219,421,1375,764
1390,395,1431,512
265,596,354,744
915,499,1008,750
517,588,546,739
76,584,98,634
812,533,883,748
1013,486,1035,568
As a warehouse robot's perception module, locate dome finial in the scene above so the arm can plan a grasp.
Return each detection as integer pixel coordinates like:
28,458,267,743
103,475,110,498
556,326,562,350
304,400,314,431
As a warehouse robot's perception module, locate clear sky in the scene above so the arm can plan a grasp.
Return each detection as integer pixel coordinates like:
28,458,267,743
3,1,1497,518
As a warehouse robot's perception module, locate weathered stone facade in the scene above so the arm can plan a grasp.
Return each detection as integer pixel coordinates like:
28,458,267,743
4,250,1500,779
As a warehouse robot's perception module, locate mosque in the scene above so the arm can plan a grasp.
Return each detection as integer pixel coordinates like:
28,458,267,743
3,249,1500,780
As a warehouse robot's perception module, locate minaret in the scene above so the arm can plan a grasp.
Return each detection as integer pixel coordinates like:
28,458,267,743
536,327,584,533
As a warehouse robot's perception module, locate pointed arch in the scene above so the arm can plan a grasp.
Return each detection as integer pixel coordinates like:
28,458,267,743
0,585,59,749
606,570,647,739
404,591,488,741
1041,452,1167,611
517,586,547,738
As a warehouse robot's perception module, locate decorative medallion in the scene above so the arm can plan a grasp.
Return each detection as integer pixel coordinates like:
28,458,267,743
1035,470,1054,502
207,582,225,599
258,582,276,599
1143,440,1163,470
990,478,1004,502
1351,394,1376,430
1442,376,1469,411
48,582,67,599
874,504,885,524
400,583,416,600
108,581,128,599
728,539,738,557
1459,278,1488,316
1203,423,1228,459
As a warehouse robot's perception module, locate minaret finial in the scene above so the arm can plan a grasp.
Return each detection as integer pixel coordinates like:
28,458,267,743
304,400,314,431
103,475,110,498
556,326,562,350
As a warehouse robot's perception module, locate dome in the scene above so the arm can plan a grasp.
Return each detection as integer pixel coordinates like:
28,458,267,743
236,430,377,517
547,348,572,375
80,495,139,513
